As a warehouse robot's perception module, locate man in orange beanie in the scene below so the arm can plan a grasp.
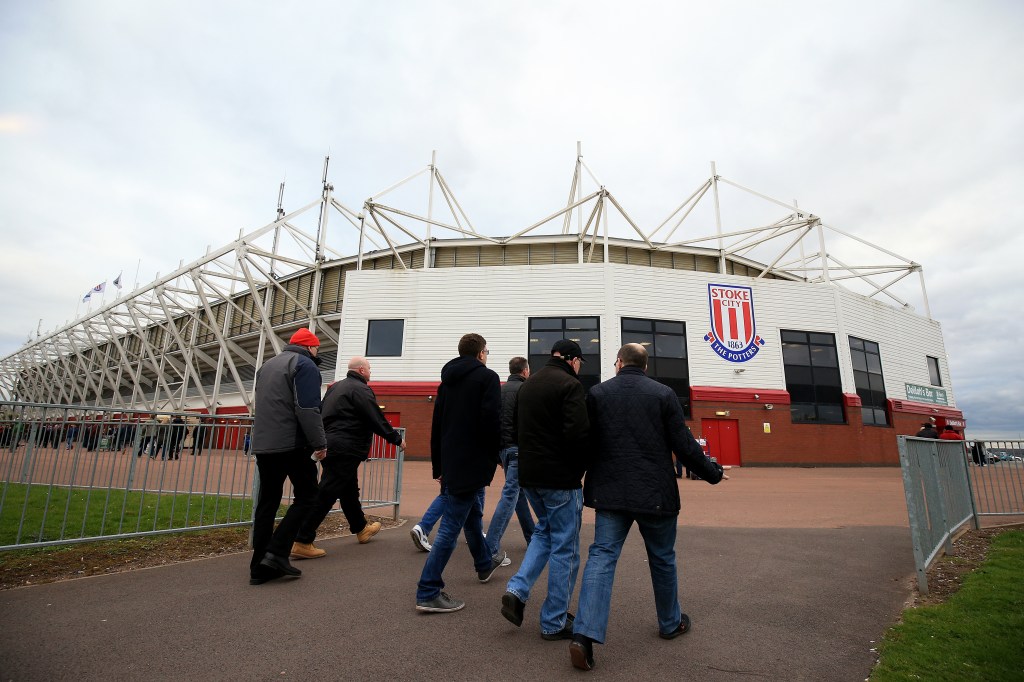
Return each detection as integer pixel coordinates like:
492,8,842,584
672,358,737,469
248,327,327,585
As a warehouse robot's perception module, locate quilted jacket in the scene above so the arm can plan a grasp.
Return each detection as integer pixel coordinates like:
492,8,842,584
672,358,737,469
584,366,722,515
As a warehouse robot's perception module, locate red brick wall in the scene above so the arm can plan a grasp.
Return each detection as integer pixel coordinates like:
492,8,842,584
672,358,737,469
372,384,965,466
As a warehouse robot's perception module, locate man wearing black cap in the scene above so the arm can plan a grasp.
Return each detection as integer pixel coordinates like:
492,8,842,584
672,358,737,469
248,327,327,585
501,339,590,641
915,421,939,439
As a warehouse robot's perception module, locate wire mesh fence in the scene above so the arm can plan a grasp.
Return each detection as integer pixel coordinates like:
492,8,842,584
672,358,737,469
0,402,404,550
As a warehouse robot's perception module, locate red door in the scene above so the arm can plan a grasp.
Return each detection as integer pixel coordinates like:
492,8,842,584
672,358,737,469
702,418,741,466
374,412,402,459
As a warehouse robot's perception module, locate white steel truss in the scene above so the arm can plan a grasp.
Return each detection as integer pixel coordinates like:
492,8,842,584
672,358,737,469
0,147,930,406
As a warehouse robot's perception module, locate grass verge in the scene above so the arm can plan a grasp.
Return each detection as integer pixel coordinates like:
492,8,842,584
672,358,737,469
0,482,257,545
871,530,1024,681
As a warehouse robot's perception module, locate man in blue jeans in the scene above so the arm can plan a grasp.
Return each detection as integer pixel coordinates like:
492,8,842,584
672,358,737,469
501,339,590,640
415,333,507,613
485,356,535,559
568,343,724,671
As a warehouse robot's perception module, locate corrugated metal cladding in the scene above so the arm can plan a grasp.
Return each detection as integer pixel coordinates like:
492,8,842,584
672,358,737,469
338,262,953,404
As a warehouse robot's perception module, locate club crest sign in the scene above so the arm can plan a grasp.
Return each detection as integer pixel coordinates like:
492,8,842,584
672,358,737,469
704,283,765,362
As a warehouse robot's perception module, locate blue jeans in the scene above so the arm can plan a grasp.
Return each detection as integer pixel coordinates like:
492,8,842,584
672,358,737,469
505,487,583,635
574,510,682,643
486,447,535,556
416,487,491,601
418,489,485,537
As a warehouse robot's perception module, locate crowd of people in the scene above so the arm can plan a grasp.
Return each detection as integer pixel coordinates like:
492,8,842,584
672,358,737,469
250,328,725,672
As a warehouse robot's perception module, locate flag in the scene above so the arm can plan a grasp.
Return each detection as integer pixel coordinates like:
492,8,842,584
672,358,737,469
82,281,105,302
113,272,123,290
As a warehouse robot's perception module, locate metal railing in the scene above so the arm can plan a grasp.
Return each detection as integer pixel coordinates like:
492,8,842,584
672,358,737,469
897,436,978,595
0,402,404,550
964,439,1024,522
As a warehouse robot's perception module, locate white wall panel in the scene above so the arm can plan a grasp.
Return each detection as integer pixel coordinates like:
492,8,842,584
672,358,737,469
338,264,956,407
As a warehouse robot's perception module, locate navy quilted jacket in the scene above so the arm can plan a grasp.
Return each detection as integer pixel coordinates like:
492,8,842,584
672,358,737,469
584,366,722,515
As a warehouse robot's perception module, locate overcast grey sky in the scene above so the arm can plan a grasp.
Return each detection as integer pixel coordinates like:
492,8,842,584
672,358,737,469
1,1,1021,437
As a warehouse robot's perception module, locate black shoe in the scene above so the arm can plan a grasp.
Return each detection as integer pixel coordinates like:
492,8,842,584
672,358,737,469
569,633,595,671
659,612,691,639
478,551,508,583
249,566,284,585
259,552,301,577
541,612,575,640
501,591,525,627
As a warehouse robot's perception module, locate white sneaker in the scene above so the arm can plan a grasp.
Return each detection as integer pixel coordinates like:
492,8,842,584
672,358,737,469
410,524,432,552
499,553,511,567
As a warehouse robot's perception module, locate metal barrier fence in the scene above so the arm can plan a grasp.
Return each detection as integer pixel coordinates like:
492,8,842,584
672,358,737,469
0,401,404,550
897,436,978,595
965,439,1024,522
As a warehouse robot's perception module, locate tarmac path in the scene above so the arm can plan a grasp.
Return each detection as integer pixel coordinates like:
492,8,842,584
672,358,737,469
0,464,914,681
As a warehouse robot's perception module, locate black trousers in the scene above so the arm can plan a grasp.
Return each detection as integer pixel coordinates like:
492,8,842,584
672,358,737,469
296,456,367,543
250,449,319,574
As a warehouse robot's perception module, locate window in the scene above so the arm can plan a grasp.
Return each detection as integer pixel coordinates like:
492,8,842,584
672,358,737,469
781,330,844,424
927,356,942,387
366,319,404,357
528,317,600,391
621,317,691,416
850,336,888,426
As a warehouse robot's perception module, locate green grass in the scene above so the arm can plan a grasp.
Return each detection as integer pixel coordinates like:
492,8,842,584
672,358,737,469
871,531,1024,681
0,482,265,546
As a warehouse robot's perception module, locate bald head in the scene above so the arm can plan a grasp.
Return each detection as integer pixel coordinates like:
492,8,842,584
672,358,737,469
348,356,371,380
617,343,648,370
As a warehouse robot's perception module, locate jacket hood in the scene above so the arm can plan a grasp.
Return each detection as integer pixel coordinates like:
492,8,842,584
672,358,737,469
441,355,487,386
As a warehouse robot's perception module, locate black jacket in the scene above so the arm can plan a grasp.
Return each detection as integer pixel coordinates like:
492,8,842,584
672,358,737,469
252,345,327,455
915,425,939,439
517,357,590,490
584,366,723,516
322,370,402,461
500,374,526,448
430,355,501,495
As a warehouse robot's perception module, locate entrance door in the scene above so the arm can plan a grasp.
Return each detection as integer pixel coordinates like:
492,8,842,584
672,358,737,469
375,412,402,459
702,418,741,466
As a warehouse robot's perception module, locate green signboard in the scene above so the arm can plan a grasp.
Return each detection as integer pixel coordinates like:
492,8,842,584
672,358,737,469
905,383,948,406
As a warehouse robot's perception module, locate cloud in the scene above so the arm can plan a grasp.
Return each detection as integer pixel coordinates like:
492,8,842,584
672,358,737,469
0,1,1022,435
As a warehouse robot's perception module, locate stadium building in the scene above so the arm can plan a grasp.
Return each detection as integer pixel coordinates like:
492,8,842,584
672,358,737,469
0,150,965,465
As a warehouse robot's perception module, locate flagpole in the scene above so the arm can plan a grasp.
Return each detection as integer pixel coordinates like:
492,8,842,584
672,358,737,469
133,259,141,290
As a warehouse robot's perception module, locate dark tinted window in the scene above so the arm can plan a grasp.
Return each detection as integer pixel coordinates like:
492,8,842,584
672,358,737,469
366,319,404,357
621,318,690,416
528,317,600,391
927,356,942,386
781,329,844,424
850,335,888,426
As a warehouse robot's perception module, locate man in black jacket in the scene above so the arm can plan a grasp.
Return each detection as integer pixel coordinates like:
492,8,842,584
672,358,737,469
415,333,505,613
568,343,724,671
484,356,535,561
292,356,407,559
501,339,590,641
249,328,327,585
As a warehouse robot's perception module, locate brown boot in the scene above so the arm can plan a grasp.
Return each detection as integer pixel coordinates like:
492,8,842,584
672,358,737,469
290,542,327,559
357,521,381,544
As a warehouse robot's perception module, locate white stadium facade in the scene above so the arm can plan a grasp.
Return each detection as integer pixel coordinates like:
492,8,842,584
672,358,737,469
0,150,964,465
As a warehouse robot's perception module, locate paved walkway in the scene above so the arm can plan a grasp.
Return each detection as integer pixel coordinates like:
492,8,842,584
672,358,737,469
0,465,914,681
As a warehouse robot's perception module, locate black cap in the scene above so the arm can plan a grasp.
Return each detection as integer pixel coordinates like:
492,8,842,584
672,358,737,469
551,339,586,363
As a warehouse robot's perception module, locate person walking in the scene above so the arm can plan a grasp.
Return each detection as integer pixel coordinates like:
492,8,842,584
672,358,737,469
915,421,939,439
568,343,724,671
292,356,407,559
248,328,327,586
190,420,208,456
415,333,505,613
501,339,590,640
484,356,535,561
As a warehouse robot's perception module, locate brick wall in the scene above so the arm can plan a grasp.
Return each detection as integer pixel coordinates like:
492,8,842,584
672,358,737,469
372,385,965,466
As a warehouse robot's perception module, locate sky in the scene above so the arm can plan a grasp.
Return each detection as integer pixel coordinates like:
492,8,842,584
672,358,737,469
1,1,1021,437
